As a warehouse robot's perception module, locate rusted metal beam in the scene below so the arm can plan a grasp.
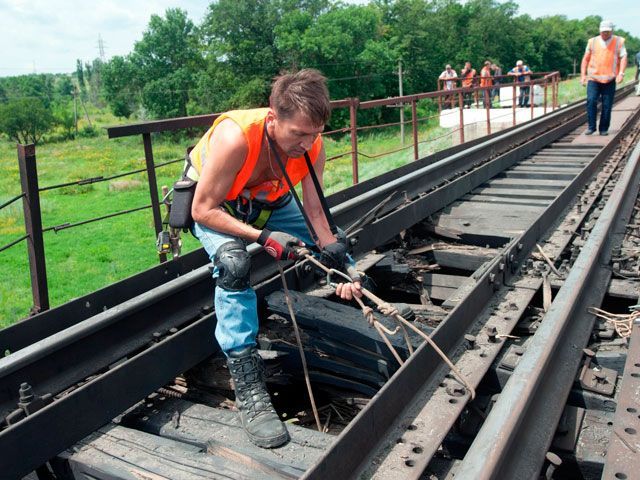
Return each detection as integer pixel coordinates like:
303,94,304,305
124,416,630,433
601,322,640,480
17,144,49,314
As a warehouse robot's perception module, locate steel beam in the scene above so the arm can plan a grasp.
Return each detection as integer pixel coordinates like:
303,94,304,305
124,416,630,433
455,131,640,480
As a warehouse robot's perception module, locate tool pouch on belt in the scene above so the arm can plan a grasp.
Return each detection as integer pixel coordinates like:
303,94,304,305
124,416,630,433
169,178,196,230
169,146,197,230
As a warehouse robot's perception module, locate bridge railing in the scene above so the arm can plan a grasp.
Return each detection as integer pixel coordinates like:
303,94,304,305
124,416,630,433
3,73,562,316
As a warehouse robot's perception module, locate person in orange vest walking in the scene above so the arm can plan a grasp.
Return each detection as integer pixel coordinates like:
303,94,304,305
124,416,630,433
460,61,477,108
480,61,493,108
580,20,628,135
187,69,361,448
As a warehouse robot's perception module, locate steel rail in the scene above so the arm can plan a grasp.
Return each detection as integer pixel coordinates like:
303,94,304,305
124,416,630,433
0,84,635,478
455,123,640,479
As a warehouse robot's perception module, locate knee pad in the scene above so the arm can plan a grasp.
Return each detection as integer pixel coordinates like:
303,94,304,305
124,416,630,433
214,241,251,291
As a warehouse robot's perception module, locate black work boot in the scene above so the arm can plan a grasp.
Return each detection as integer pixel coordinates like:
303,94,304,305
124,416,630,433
227,346,289,448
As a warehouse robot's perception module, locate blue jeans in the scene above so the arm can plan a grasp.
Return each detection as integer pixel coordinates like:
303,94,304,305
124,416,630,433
587,80,616,133
193,198,352,355
518,86,530,107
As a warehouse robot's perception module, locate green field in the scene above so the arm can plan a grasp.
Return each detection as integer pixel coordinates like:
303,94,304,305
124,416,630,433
0,72,634,326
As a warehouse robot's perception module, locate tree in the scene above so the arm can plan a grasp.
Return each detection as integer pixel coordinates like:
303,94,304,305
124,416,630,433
0,98,55,144
129,8,201,118
192,0,331,113
53,102,76,140
55,75,75,98
102,55,139,118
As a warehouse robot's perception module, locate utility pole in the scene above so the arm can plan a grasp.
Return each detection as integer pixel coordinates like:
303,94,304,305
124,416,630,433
73,88,78,136
398,60,405,145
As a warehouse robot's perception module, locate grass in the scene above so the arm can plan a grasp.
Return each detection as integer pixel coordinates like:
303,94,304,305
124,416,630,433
0,70,635,326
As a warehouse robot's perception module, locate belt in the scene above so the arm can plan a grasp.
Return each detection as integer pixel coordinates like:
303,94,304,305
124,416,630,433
223,192,292,229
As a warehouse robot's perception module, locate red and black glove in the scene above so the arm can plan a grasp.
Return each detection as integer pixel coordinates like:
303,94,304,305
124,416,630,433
257,229,304,260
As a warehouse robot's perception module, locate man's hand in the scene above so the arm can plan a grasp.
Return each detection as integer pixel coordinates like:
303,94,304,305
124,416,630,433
335,264,363,300
320,241,347,271
616,73,624,84
580,76,587,86
335,280,362,300
257,229,303,260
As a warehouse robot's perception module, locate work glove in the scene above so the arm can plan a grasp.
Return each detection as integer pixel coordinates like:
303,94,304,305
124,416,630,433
257,229,303,260
320,241,348,271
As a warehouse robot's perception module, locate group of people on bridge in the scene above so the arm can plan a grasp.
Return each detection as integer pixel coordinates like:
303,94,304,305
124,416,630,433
438,60,532,109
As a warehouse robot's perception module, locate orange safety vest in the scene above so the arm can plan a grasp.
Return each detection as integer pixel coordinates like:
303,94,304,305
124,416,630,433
186,108,323,202
480,66,493,87
462,68,476,88
587,35,625,83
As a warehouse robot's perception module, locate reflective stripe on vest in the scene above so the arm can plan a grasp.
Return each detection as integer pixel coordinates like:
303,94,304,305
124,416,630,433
184,108,322,202
587,35,624,83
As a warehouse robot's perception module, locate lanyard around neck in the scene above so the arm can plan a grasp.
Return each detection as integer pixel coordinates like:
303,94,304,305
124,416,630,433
264,127,339,244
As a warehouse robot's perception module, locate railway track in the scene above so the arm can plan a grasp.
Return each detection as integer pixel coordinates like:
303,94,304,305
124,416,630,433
2,84,640,479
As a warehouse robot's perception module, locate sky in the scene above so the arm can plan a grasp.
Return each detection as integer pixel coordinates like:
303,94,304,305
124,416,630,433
0,0,637,78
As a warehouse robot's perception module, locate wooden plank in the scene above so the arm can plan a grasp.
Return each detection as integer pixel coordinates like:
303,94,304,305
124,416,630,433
408,244,495,271
470,187,557,200
606,278,640,300
121,397,331,474
485,177,570,189
56,424,286,480
463,194,550,208
266,291,430,363
304,252,386,298
422,273,466,301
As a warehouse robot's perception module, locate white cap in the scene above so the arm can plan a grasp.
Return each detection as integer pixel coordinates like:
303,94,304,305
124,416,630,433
516,60,523,66
600,20,614,32
445,64,451,69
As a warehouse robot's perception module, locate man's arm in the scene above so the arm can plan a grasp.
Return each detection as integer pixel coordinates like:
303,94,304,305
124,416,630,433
302,144,362,299
581,39,592,85
191,119,261,242
300,144,335,248
617,55,628,83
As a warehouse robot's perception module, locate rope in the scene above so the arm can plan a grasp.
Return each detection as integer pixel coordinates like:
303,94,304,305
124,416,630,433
588,306,639,338
276,263,322,431
302,252,475,400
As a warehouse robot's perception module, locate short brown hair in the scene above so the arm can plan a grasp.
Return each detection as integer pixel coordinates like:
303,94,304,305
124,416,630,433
270,69,331,126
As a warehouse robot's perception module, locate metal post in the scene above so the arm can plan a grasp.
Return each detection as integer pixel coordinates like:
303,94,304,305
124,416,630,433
485,87,491,135
398,61,405,146
512,84,517,126
458,92,465,144
411,99,419,160
349,98,359,184
544,82,548,115
142,133,167,263
73,89,78,136
530,81,535,119
17,144,49,314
